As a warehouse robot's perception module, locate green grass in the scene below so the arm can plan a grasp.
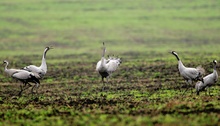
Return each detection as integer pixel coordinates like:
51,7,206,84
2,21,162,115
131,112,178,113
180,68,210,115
0,0,220,54
0,0,220,126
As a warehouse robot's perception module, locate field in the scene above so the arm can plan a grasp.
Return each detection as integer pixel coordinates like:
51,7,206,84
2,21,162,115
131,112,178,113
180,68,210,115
0,0,220,125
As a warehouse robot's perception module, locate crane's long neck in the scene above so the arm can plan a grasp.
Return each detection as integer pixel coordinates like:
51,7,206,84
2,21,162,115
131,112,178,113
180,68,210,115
101,47,106,66
172,53,185,70
213,63,217,71
213,63,217,75
174,54,180,61
40,48,48,72
4,62,8,71
178,60,186,71
102,46,106,57
213,62,218,81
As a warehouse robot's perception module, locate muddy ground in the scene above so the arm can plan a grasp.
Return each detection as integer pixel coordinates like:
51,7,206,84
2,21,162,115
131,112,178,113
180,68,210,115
0,55,220,125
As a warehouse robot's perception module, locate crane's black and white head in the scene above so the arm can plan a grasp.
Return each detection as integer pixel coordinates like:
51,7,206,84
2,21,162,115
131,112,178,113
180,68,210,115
43,46,53,58
101,42,106,57
45,46,53,51
171,51,178,56
213,60,217,70
3,60,9,65
170,51,180,61
213,60,217,65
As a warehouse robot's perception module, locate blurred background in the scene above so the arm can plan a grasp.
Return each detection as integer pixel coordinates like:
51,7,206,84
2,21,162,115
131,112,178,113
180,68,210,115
1,0,219,56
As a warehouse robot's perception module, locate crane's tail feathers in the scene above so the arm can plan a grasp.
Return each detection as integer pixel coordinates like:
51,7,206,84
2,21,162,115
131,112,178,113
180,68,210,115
33,72,41,79
30,74,40,84
29,71,41,79
107,55,121,60
196,65,205,75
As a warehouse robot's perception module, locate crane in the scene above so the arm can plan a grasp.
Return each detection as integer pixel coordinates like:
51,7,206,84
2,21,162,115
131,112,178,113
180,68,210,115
3,60,40,95
170,51,205,95
195,60,218,95
23,46,52,79
96,42,121,90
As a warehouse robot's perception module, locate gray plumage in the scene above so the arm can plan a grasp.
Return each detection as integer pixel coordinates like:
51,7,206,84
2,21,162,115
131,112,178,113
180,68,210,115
171,51,205,94
96,42,121,85
3,60,40,95
195,60,218,95
23,46,52,79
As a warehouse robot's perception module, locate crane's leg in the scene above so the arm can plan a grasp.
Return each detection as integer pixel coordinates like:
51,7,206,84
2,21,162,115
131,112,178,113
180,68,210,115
182,86,189,96
182,82,189,96
189,80,194,94
182,80,193,96
106,76,109,84
18,83,24,96
177,83,182,92
24,82,32,88
31,83,39,95
190,84,192,93
31,84,36,95
208,87,211,96
102,76,105,91
18,82,31,96
108,74,111,84
22,83,32,92
196,90,200,95
204,88,207,95
35,83,40,94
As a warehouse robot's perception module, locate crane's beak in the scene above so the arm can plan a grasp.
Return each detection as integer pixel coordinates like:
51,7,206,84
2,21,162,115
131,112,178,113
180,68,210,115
169,50,173,53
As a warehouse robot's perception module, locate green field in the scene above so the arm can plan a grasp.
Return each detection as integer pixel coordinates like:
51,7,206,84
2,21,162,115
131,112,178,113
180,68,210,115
0,0,220,125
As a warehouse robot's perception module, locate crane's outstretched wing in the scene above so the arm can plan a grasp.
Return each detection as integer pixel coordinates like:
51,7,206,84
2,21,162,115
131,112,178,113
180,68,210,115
106,59,121,72
96,58,108,72
23,65,44,78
